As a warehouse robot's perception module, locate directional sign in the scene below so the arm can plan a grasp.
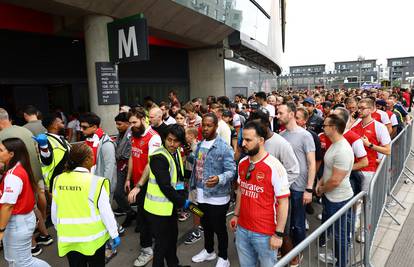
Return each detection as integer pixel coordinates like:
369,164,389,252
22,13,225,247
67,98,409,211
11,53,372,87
107,14,149,63
95,62,120,105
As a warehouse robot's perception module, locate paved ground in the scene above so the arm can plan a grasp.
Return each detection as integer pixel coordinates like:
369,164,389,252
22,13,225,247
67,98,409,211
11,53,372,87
386,202,414,266
370,127,414,267
0,205,327,267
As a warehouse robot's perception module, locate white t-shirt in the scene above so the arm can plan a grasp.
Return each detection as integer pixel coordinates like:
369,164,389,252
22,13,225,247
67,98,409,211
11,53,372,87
217,120,231,146
196,139,230,205
263,104,275,130
322,138,354,202
67,119,80,143
233,113,241,128
164,116,176,125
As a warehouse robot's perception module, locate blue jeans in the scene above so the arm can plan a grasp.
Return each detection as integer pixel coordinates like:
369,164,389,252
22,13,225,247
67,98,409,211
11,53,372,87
322,197,352,267
3,211,50,267
290,189,306,246
235,226,277,267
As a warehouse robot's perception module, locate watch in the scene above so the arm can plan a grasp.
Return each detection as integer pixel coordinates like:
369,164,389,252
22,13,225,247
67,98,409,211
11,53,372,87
369,143,374,148
305,188,313,193
274,231,284,238
0,227,5,232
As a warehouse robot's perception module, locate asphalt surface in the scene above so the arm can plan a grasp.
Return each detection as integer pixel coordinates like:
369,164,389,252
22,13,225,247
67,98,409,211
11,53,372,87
0,202,337,267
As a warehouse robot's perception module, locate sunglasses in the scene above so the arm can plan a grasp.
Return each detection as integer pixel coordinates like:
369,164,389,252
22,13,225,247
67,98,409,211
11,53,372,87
245,163,255,181
80,125,92,130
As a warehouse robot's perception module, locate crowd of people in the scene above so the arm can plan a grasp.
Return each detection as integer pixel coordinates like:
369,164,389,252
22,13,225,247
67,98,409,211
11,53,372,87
0,86,412,267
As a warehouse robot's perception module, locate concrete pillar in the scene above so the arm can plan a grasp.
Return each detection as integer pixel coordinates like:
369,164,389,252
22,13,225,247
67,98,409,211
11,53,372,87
84,15,118,135
188,48,225,103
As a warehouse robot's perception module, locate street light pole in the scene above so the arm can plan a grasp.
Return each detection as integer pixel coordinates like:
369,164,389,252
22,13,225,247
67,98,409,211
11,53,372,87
358,56,365,88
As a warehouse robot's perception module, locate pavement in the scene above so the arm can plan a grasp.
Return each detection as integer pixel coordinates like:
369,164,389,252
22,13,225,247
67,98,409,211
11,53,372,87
370,159,414,267
370,130,414,267
0,204,326,267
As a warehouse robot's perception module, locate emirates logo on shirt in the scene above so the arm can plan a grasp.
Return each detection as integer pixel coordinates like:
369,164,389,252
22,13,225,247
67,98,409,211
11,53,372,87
240,180,264,199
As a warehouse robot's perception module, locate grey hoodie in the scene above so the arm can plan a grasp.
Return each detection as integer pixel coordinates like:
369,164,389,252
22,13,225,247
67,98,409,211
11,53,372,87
94,134,117,195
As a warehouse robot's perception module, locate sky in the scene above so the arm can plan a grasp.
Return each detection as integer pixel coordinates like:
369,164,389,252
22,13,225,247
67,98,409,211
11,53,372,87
281,0,414,73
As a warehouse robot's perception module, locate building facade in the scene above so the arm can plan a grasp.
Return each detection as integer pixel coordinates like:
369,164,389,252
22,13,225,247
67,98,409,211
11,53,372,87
387,57,414,87
0,0,285,133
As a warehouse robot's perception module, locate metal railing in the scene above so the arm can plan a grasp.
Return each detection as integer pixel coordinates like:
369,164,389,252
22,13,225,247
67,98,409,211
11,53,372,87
275,122,414,267
275,192,367,267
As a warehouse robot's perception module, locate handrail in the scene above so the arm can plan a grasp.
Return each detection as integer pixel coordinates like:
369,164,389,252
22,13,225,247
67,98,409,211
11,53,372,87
275,191,367,267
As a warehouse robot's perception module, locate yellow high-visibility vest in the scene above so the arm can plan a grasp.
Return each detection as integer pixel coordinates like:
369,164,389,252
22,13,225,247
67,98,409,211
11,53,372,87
144,146,184,216
53,171,110,257
41,134,69,189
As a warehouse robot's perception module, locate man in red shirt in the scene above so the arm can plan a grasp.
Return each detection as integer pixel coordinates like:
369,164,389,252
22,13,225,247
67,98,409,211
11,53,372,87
351,99,391,192
125,108,162,267
230,121,289,267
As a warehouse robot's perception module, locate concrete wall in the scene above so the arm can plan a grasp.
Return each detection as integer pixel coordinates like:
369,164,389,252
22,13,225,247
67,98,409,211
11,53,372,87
188,48,225,102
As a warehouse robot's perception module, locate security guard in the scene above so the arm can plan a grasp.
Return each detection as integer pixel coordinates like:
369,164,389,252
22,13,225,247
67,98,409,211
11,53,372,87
51,143,120,266
143,124,190,267
33,113,70,191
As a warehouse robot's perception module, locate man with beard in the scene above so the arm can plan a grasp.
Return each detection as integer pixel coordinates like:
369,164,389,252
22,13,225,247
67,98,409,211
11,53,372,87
79,112,118,262
351,98,391,192
189,113,235,267
33,113,70,192
277,102,316,266
229,121,290,267
125,108,161,267
159,101,176,125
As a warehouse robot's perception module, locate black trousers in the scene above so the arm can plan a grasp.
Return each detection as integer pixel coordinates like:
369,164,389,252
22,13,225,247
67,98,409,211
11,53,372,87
146,211,179,267
199,202,230,259
66,244,105,267
113,169,131,212
136,183,153,248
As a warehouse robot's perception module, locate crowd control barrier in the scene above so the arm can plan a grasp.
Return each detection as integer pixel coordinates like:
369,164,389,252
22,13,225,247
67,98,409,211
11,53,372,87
275,192,367,267
275,122,413,267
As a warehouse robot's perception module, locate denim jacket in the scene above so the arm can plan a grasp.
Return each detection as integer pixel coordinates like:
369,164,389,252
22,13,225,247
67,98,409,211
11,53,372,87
189,136,236,198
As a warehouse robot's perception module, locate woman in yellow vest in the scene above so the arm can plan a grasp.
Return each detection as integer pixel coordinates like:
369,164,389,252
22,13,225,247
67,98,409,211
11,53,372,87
143,124,190,267
51,143,120,266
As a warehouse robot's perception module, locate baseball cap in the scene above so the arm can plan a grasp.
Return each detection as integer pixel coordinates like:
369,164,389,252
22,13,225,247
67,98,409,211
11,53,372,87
222,110,233,117
303,97,315,106
376,99,387,107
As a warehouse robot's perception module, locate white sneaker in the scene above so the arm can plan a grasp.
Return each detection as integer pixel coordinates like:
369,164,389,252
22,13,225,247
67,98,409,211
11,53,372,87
134,247,153,267
192,249,217,263
215,257,230,267
356,229,365,243
318,250,337,264
305,219,309,230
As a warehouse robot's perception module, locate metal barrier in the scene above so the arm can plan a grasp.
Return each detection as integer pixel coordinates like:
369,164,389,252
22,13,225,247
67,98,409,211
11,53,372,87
275,192,367,267
274,121,414,267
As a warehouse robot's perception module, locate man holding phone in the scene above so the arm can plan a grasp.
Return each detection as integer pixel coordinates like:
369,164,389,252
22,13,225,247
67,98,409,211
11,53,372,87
188,113,236,267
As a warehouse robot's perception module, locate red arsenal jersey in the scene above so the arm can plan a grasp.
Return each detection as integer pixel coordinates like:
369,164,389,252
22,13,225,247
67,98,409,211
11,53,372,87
237,153,290,235
351,120,391,172
131,128,161,184
0,162,35,215
319,130,367,162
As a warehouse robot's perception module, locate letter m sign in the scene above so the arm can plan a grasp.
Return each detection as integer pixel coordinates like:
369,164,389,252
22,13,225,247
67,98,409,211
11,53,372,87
107,14,149,63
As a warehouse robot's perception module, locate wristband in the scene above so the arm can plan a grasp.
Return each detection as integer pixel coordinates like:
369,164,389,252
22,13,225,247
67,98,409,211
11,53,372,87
369,143,374,148
305,188,313,193
274,231,284,238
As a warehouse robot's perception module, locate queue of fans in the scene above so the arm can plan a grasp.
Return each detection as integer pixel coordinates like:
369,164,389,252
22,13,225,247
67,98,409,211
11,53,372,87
0,86,412,267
